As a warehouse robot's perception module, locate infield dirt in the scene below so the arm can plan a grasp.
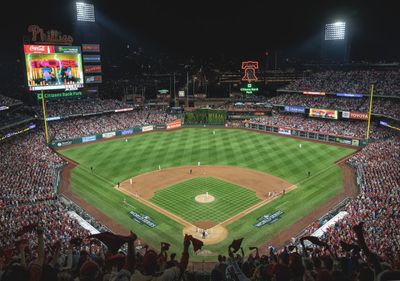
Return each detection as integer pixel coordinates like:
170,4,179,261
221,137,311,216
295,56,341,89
115,165,294,246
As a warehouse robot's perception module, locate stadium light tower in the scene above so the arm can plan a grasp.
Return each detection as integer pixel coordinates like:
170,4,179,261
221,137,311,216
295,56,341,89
325,21,346,40
76,2,96,22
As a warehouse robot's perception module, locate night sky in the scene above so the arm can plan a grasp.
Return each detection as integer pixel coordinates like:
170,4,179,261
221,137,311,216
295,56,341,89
1,0,399,62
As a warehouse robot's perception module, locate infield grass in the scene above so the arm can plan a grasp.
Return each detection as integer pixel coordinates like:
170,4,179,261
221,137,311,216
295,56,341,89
59,128,355,260
150,177,261,223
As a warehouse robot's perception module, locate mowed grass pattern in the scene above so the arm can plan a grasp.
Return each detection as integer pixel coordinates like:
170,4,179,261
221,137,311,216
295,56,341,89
150,177,261,222
59,128,356,260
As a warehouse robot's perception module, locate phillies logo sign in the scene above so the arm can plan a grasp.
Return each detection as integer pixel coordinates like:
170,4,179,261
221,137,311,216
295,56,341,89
27,25,74,45
241,61,259,82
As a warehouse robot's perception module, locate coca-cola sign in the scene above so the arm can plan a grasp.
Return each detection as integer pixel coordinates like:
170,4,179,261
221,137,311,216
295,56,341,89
24,45,55,54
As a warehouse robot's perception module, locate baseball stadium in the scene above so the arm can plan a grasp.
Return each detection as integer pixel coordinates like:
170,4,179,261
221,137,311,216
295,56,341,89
1,1,399,281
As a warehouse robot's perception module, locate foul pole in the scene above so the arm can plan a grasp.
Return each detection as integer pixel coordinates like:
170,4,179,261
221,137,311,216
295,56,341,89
41,91,49,143
366,84,374,140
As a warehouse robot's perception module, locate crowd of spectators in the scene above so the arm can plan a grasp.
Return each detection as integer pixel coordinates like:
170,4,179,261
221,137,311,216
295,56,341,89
283,70,400,97
1,220,399,281
0,132,64,207
323,137,400,261
1,106,400,280
48,109,178,141
35,99,133,118
268,94,400,120
246,112,397,139
0,131,91,255
0,109,33,129
0,226,195,281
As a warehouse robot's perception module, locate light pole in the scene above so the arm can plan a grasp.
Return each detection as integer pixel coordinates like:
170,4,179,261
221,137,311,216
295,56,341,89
366,83,375,140
173,72,176,107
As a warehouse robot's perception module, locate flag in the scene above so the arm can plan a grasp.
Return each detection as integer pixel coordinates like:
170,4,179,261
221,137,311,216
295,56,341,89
161,242,171,251
301,236,328,248
230,238,244,253
190,236,203,252
340,241,360,252
87,232,133,254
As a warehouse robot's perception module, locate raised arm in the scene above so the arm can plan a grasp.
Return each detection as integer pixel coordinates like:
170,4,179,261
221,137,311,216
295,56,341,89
123,231,137,273
179,235,191,274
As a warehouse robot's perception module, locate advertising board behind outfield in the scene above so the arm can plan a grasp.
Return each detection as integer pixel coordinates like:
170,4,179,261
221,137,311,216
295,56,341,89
166,119,182,130
82,135,96,143
309,108,338,120
102,132,116,138
142,125,154,132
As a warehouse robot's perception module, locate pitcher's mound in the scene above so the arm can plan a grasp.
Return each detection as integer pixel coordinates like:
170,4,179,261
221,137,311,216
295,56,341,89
195,194,215,203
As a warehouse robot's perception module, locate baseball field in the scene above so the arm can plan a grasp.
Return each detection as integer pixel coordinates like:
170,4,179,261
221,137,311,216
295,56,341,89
58,128,356,260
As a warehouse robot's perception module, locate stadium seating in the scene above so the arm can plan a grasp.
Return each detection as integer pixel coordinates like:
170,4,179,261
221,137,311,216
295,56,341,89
35,98,133,118
246,112,396,139
282,69,400,97
324,138,400,259
0,94,22,108
0,131,90,254
48,109,178,141
0,105,399,281
269,93,400,120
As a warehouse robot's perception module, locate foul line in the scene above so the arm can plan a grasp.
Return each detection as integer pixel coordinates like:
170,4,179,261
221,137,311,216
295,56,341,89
219,163,340,226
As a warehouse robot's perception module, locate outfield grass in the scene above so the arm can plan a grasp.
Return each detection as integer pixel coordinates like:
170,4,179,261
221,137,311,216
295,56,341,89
150,177,261,223
59,128,355,260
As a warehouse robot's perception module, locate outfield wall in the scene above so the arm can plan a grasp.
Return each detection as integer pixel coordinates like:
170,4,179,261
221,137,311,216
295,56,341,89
243,122,367,147
49,121,366,148
49,123,170,148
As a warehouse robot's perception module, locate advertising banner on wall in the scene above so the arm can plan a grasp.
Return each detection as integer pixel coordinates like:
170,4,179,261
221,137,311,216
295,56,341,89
309,108,338,119
82,135,96,143
85,75,102,84
121,129,134,135
102,132,116,138
115,108,133,113
336,138,352,145
82,44,100,53
84,65,102,73
83,55,101,63
303,91,325,96
278,128,291,135
336,93,364,98
349,112,368,120
56,140,73,147
342,111,350,118
142,125,154,132
155,124,167,130
284,105,305,114
166,119,182,130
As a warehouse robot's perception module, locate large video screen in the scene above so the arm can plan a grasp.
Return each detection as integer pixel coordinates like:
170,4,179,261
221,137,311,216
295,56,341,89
309,108,338,119
24,45,84,91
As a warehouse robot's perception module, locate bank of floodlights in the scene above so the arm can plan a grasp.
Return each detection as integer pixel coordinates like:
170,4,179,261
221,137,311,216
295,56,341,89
325,22,346,40
76,2,96,22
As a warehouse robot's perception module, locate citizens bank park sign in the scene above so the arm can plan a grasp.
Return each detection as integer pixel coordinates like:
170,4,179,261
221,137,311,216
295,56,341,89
27,25,73,45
